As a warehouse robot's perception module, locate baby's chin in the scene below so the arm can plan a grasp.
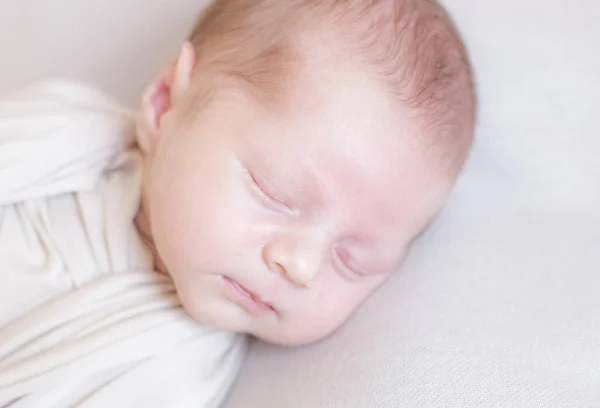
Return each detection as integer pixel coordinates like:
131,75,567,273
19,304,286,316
249,309,348,346
253,321,342,347
176,282,252,332
178,289,340,346
170,272,350,346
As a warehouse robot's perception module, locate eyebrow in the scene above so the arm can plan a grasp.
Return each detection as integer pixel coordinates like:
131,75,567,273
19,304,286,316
296,161,329,203
259,157,327,204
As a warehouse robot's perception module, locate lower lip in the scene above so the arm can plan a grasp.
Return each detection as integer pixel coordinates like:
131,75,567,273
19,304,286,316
222,277,274,315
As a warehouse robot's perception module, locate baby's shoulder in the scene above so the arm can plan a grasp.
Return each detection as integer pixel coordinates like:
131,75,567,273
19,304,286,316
0,79,137,205
0,78,149,287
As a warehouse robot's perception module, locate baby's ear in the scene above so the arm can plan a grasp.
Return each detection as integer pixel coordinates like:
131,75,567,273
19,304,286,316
136,42,196,155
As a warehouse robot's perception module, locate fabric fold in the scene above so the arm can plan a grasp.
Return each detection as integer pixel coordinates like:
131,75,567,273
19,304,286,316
0,81,246,407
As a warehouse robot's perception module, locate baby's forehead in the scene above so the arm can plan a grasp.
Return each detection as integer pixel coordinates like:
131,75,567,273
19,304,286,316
232,65,445,188
243,107,446,228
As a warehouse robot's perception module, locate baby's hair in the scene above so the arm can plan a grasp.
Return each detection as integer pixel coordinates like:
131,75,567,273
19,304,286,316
188,0,476,174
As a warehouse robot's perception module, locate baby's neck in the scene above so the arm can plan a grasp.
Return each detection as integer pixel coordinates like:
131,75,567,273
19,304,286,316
135,199,169,276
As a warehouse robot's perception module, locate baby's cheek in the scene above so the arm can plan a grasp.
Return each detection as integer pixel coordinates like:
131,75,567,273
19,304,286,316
174,191,257,272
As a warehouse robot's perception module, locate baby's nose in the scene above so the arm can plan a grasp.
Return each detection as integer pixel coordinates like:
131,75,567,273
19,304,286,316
262,236,324,287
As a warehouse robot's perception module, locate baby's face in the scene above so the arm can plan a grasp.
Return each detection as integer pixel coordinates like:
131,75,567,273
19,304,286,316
141,65,450,345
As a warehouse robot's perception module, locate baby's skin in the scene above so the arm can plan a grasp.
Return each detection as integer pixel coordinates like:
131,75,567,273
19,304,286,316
135,44,455,346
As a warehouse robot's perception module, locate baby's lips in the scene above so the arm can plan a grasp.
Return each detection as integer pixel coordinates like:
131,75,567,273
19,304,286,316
223,276,275,315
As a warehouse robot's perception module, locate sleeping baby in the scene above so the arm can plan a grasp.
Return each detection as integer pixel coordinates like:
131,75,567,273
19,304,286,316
0,0,475,406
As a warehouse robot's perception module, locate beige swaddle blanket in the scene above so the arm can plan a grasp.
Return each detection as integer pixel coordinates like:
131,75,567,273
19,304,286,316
0,81,247,407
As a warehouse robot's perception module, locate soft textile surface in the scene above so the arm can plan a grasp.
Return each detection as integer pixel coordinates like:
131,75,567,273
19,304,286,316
1,1,598,407
223,1,600,407
0,82,246,407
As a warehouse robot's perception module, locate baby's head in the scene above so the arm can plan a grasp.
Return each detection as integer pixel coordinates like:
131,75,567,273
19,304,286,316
136,0,475,346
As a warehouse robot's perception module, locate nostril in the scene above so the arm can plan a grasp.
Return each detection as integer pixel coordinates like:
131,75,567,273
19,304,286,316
272,262,286,275
271,262,309,288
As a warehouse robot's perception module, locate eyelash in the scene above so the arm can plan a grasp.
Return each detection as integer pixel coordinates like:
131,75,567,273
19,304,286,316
246,169,291,211
335,247,365,278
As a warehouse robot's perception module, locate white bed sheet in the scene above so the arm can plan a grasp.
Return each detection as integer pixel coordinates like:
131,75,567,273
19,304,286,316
1,1,598,407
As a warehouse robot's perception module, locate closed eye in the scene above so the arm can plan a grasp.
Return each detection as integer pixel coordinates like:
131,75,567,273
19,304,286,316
334,247,368,278
245,168,292,212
